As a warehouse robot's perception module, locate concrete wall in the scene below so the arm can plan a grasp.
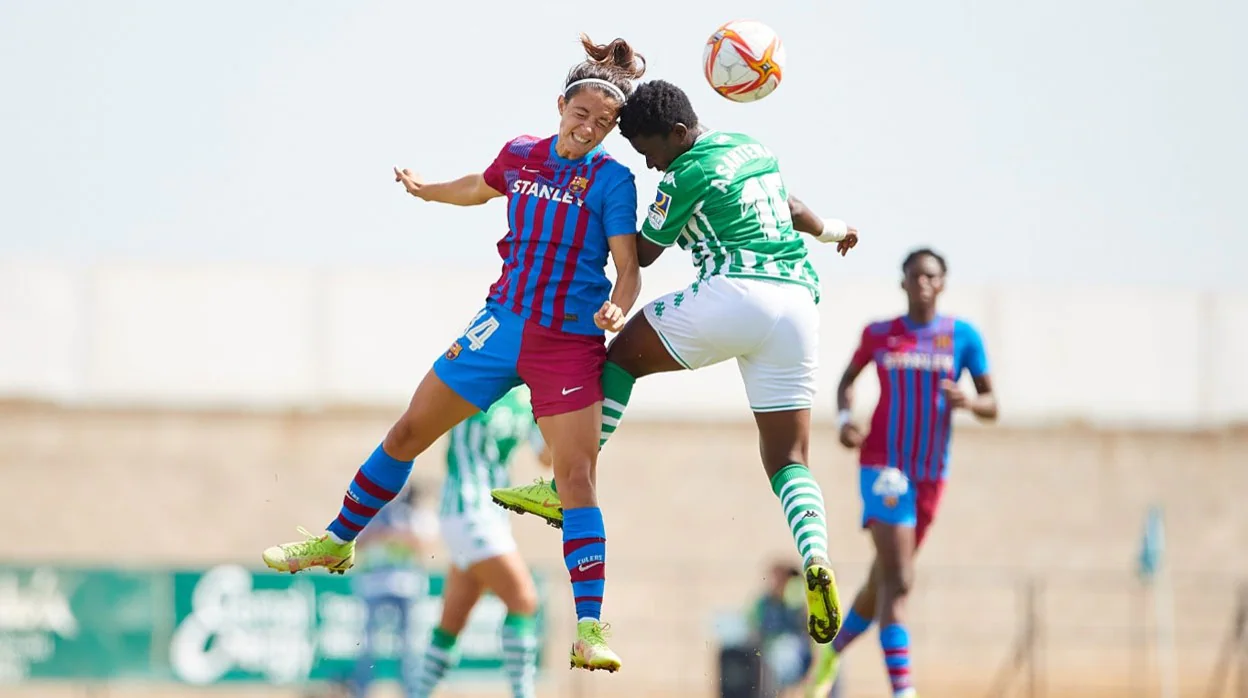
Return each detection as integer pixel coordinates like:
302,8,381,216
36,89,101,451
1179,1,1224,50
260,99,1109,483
2,262,1247,426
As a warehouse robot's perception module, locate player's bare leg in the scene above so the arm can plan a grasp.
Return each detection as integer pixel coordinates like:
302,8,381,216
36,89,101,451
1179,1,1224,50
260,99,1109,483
604,310,687,377
263,371,478,574
756,409,843,645
870,522,918,697
539,404,622,672
491,312,682,525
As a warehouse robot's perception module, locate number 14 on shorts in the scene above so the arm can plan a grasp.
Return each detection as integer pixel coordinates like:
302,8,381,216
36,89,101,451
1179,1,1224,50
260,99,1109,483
463,310,500,351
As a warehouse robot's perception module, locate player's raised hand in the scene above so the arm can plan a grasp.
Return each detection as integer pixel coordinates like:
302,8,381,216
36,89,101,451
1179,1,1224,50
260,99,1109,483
839,422,865,449
594,301,625,333
394,167,427,199
836,227,859,256
940,379,970,409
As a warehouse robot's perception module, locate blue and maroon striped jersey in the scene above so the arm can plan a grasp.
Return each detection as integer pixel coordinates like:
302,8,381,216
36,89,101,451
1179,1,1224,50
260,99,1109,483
852,315,989,482
482,135,637,336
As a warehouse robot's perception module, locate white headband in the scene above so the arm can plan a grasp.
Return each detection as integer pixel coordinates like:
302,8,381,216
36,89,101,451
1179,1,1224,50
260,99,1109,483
564,78,627,102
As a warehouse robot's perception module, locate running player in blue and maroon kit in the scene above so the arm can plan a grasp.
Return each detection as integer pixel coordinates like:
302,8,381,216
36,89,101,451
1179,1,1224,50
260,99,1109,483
261,34,646,672
804,248,998,698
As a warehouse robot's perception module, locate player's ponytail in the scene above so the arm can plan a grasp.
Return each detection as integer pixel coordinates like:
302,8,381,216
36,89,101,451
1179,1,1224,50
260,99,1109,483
579,34,647,80
564,34,647,104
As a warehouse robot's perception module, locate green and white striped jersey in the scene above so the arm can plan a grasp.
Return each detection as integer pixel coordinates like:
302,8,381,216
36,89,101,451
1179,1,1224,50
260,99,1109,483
440,385,543,517
641,130,820,301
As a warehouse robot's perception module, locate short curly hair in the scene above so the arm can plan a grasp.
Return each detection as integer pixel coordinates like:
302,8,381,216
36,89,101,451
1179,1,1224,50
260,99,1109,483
618,80,700,139
902,247,948,274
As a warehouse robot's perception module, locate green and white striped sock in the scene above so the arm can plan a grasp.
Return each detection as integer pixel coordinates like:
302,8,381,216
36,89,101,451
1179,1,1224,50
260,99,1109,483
501,613,538,698
411,626,457,698
599,361,635,449
770,464,830,565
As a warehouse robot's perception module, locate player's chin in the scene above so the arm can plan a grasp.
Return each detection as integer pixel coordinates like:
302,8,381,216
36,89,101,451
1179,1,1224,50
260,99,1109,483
564,135,596,157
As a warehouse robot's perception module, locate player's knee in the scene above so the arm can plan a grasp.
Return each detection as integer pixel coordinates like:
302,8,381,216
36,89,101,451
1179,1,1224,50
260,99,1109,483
383,415,424,460
879,566,915,599
557,457,596,499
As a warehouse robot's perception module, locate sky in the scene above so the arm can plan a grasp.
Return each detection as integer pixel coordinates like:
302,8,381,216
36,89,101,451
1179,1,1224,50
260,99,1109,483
1,0,1244,289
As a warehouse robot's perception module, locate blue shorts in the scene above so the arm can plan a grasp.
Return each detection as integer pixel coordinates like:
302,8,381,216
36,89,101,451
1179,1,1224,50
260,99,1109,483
859,466,917,528
433,303,605,418
858,466,946,546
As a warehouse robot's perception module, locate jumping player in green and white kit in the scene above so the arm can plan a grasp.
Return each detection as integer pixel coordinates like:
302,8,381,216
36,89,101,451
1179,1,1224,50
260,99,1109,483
413,385,549,698
493,80,859,646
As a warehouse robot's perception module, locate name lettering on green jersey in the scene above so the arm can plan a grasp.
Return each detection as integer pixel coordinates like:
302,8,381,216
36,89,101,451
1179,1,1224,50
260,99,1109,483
710,141,777,193
640,131,822,302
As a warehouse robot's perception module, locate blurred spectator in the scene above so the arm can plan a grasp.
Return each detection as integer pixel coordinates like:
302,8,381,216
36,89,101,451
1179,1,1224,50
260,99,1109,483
346,481,439,698
748,561,811,698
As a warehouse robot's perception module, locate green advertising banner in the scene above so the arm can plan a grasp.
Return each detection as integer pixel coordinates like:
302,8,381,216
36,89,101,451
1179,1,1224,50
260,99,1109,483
0,564,545,686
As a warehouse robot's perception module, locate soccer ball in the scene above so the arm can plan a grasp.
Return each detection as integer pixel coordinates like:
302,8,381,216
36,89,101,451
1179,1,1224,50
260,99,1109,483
702,20,786,103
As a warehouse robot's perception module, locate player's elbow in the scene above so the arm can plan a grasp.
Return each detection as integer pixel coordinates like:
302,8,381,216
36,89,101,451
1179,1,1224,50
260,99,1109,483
976,396,1000,422
836,372,857,397
466,177,503,206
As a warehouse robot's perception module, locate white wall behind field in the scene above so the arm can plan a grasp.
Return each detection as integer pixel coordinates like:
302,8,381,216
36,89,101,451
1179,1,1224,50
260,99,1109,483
1,261,1245,427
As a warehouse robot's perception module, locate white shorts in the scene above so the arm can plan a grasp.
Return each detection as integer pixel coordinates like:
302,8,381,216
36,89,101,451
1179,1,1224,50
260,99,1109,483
642,275,820,412
439,511,517,570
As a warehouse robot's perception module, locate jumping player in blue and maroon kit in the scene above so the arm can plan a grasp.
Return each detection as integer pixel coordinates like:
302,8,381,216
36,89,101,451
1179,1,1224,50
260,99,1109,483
804,248,998,698
261,34,646,673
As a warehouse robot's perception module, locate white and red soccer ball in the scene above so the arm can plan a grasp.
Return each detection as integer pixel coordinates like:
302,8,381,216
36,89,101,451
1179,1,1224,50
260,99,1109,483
703,19,787,103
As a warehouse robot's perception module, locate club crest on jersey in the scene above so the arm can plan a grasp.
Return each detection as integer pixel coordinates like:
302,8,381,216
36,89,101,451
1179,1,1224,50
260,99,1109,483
933,334,952,350
648,190,671,229
568,175,589,194
445,341,462,361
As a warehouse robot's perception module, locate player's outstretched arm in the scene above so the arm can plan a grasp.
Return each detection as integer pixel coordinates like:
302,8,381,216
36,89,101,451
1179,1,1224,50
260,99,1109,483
787,195,824,236
788,195,858,256
394,169,504,207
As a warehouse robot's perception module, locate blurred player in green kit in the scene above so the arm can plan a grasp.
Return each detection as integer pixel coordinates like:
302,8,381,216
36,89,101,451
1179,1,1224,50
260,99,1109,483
412,385,549,698
493,79,859,647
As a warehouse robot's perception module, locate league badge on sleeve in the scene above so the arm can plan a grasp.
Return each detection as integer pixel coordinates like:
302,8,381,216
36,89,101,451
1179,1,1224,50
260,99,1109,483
648,190,671,229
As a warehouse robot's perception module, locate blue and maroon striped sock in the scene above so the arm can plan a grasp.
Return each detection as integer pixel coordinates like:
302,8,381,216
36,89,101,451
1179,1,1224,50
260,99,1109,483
562,507,606,621
832,608,872,652
326,443,413,543
880,623,914,695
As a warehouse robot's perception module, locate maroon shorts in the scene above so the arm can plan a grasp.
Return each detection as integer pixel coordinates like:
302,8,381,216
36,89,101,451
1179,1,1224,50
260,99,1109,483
914,480,945,548
517,319,605,419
